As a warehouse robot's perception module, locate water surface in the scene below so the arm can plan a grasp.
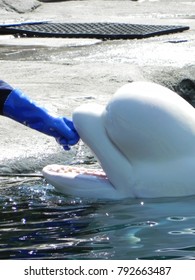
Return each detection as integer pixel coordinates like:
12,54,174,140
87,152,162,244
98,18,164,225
0,181,195,260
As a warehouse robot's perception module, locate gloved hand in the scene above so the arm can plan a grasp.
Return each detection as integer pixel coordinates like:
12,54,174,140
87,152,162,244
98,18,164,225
2,85,80,150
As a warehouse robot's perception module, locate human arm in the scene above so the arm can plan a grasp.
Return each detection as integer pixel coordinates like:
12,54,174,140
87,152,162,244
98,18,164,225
0,80,79,150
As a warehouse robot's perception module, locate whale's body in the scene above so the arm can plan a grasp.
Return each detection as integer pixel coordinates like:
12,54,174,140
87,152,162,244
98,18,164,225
43,82,195,199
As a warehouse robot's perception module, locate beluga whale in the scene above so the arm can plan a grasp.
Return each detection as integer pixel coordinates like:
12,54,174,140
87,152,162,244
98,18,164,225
42,81,195,200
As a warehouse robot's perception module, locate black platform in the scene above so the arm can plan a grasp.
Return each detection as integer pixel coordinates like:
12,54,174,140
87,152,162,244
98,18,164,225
0,22,189,40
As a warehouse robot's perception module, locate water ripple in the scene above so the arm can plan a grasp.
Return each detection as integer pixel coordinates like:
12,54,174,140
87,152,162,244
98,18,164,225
0,183,195,259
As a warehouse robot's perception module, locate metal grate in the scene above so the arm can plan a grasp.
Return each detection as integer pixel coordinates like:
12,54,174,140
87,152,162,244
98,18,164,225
0,22,189,39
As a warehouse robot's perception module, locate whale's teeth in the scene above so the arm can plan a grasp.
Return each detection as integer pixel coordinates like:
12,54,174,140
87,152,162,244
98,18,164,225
48,165,107,179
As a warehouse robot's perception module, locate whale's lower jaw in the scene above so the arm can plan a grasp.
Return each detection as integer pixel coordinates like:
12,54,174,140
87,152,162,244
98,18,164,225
42,164,125,200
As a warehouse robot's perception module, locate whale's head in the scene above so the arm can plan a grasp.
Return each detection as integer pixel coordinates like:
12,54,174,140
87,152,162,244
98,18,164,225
43,82,195,200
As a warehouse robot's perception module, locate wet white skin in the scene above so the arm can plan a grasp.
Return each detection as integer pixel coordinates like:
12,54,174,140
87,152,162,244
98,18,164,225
43,82,195,200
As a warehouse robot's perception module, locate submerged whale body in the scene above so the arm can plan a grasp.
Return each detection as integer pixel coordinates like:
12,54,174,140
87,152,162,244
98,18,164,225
43,82,195,199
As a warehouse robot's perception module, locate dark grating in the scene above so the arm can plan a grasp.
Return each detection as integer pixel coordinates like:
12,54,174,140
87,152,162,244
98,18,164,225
0,22,189,39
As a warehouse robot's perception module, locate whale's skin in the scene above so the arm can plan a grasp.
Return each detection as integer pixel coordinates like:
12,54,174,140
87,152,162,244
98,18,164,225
43,82,195,199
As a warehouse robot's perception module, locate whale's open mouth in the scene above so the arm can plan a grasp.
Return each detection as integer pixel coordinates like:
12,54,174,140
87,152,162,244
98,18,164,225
44,164,108,180
42,162,118,200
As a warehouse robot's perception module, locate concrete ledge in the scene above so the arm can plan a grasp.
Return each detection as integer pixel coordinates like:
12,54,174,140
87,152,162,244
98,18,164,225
0,0,41,13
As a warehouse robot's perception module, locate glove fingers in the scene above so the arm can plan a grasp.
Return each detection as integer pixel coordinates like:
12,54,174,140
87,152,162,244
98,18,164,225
53,117,80,144
63,145,71,151
56,136,79,146
55,137,70,150
53,117,74,138
63,117,73,128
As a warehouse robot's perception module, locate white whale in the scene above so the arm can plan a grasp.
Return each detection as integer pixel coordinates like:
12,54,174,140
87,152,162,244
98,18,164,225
42,81,195,200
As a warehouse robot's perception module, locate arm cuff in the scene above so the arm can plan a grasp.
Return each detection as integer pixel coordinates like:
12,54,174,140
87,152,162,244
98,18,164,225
0,90,12,115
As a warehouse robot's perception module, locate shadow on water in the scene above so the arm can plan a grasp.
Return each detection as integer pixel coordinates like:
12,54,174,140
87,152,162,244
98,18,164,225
0,181,195,260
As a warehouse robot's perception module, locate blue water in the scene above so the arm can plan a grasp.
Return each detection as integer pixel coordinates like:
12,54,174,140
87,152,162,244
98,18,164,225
0,181,195,260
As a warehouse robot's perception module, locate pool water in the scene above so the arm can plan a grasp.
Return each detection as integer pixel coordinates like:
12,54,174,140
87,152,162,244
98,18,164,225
0,181,195,260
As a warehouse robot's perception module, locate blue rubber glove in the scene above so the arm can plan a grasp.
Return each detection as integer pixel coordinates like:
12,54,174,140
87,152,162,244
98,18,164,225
3,87,80,150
